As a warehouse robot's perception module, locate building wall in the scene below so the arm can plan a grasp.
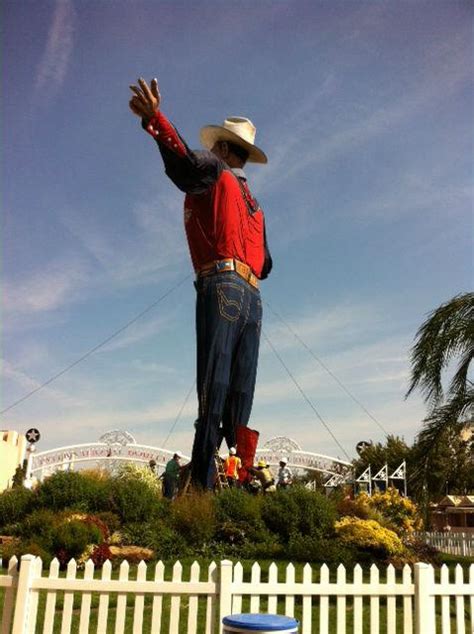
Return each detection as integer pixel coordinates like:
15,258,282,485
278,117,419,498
0,430,27,492
430,509,474,533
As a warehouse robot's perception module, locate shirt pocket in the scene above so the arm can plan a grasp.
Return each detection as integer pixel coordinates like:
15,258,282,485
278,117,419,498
216,281,244,322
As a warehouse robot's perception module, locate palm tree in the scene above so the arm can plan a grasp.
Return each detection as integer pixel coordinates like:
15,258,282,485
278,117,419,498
406,292,474,467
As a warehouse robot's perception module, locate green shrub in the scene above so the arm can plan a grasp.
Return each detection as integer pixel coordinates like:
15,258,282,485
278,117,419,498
215,488,262,526
53,519,102,562
262,487,336,541
242,527,284,560
122,522,160,548
0,537,53,566
36,471,111,512
116,463,162,495
123,521,188,559
3,511,103,566
0,487,36,528
111,477,163,523
288,533,357,565
15,509,58,551
95,511,121,535
0,538,21,563
19,541,53,566
151,524,189,560
170,493,216,547
261,490,299,541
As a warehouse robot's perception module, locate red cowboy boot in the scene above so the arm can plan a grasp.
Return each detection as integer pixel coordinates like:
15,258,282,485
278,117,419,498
235,425,259,484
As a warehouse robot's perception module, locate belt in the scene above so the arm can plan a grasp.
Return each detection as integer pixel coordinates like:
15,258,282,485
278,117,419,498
197,258,259,289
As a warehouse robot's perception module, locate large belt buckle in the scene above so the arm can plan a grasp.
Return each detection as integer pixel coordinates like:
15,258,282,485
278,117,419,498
215,260,234,273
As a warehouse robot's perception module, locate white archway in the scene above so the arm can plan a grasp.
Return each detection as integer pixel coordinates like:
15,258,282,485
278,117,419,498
27,432,351,481
256,436,351,476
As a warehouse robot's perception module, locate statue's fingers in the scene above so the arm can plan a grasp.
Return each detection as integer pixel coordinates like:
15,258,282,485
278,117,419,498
138,77,154,104
129,85,147,104
151,78,160,100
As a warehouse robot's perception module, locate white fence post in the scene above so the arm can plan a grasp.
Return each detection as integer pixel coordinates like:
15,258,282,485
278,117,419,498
219,560,233,634
1,556,18,634
11,555,36,634
414,562,435,634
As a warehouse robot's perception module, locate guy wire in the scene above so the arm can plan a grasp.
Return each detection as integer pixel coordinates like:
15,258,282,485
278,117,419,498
161,379,196,449
262,328,352,461
1,274,192,416
264,301,390,436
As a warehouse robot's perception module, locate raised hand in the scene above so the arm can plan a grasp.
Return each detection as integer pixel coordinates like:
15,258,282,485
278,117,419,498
129,77,161,119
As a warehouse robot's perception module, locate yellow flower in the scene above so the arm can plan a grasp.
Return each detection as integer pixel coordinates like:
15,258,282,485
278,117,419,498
335,516,404,556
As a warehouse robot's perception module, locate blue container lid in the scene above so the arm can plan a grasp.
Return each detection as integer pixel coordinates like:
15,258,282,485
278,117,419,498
222,614,299,631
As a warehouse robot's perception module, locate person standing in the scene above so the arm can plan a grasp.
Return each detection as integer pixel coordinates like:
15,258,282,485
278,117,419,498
129,78,272,489
277,458,293,489
223,447,242,487
163,452,182,500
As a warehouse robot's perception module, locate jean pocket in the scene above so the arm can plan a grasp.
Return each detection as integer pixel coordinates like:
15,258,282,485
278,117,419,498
216,281,244,321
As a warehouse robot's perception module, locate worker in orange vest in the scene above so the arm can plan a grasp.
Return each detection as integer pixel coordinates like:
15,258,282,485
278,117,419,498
224,447,242,487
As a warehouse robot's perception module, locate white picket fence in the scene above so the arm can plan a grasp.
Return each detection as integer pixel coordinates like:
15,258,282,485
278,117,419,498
1,556,473,634
414,532,474,558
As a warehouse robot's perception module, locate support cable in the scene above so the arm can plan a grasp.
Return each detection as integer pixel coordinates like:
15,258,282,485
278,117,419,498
161,379,196,449
264,301,390,436
1,274,192,416
262,328,352,461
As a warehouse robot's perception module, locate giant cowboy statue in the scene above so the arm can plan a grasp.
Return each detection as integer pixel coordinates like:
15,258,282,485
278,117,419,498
129,78,272,490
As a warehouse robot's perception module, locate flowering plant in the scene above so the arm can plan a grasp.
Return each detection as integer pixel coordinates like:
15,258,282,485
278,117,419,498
335,516,405,556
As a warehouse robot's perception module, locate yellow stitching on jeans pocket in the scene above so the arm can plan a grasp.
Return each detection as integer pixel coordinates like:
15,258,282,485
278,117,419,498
217,282,244,322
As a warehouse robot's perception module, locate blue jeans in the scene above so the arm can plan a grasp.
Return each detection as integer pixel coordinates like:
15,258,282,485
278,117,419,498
191,271,262,488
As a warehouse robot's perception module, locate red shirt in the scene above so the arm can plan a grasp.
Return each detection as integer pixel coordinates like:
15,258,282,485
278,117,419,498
145,111,271,279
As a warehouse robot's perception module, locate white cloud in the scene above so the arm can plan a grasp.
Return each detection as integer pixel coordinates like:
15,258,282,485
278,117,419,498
58,191,187,288
3,256,90,315
263,299,383,354
254,35,471,199
99,312,174,354
3,190,189,324
130,359,178,376
359,179,473,223
1,359,84,410
35,0,75,97
5,394,198,451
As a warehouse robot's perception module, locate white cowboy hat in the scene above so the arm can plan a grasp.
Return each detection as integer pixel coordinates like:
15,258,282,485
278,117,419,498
200,117,267,164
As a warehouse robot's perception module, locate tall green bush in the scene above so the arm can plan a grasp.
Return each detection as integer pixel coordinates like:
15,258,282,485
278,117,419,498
36,471,111,512
0,487,35,528
170,493,216,547
53,519,102,562
111,476,163,523
15,509,58,549
262,487,336,542
215,488,262,526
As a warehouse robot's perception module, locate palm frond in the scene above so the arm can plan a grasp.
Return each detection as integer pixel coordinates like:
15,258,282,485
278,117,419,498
449,344,474,399
406,292,474,407
414,387,474,465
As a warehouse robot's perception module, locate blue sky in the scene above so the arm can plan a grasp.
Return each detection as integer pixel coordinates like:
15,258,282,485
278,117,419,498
2,0,472,462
